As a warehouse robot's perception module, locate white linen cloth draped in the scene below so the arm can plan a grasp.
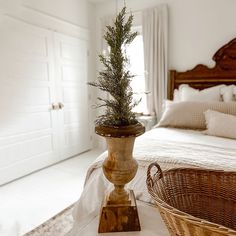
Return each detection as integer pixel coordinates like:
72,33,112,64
142,5,168,119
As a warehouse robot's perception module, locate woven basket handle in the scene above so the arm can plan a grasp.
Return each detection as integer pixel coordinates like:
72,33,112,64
146,162,163,188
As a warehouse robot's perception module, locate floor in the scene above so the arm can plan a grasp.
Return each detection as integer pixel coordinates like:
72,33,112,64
0,148,103,236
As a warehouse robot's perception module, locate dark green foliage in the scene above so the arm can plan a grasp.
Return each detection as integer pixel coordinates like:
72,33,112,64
88,7,139,126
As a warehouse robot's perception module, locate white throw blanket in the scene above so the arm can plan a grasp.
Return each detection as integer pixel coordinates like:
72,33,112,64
73,128,236,224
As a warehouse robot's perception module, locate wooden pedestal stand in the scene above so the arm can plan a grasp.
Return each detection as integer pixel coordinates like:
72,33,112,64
95,123,145,233
99,190,140,233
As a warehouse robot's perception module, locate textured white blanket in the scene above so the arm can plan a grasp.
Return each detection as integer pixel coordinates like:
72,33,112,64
72,128,236,225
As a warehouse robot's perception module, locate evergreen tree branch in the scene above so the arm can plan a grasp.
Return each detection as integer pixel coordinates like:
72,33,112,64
88,7,139,126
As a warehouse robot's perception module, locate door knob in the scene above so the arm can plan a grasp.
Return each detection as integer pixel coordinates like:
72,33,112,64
52,103,60,110
58,102,64,109
51,102,64,110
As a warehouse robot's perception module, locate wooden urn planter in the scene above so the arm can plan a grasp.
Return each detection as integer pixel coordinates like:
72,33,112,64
95,123,145,233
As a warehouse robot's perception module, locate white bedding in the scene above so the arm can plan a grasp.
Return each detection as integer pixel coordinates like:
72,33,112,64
70,127,236,235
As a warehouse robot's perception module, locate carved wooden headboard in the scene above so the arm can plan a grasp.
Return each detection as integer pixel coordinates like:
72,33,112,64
168,38,236,99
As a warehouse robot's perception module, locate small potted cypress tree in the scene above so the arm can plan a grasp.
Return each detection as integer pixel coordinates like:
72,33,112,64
89,7,145,233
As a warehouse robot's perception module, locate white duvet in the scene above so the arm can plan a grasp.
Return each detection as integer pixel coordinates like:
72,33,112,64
71,128,236,234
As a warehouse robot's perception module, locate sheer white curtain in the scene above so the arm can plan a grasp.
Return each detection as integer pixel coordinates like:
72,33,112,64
142,4,168,119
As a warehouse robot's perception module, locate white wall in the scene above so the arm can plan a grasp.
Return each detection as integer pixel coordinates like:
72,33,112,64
0,0,94,37
95,0,236,71
22,0,90,28
0,0,92,29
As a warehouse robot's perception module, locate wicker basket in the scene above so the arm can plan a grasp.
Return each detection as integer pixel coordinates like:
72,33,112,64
146,162,236,236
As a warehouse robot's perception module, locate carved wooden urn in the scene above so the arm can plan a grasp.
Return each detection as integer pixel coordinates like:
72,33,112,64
95,123,145,233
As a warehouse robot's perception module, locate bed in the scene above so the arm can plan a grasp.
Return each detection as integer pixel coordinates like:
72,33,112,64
68,38,236,236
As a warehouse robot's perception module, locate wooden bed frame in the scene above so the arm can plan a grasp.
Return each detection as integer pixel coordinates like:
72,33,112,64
168,38,236,100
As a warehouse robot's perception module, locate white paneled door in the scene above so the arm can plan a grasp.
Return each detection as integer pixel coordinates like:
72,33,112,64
0,16,91,185
54,32,91,160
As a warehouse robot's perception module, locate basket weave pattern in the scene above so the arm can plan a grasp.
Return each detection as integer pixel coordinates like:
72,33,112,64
146,162,236,236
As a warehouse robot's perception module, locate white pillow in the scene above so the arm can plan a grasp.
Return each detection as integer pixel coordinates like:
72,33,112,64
220,85,236,102
180,85,225,102
173,84,189,102
157,101,236,130
204,110,236,139
234,86,236,101
173,89,180,102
